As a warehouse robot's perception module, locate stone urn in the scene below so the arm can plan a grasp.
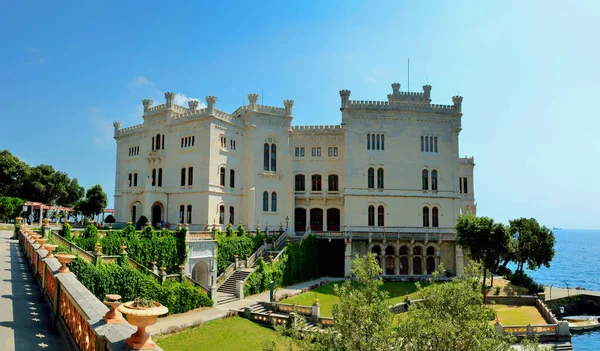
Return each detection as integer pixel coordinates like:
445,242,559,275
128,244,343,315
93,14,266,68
179,265,185,274
36,238,48,248
103,294,126,324
30,234,41,242
126,221,132,226
44,244,58,258
55,254,76,273
313,298,320,305
159,267,166,276
119,245,127,255
145,222,151,228
42,218,50,225
118,301,169,350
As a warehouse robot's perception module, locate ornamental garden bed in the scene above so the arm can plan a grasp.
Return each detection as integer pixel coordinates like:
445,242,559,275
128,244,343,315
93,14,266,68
490,304,548,325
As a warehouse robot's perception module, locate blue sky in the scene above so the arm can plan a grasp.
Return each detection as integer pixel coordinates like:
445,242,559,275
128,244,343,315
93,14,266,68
1,1,598,229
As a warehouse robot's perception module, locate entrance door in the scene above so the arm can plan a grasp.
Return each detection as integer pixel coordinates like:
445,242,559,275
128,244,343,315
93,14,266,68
152,204,162,227
385,256,395,275
326,208,340,231
310,208,323,231
294,208,306,232
132,205,137,223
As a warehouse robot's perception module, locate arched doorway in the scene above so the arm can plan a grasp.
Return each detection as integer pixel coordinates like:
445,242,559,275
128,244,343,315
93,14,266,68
310,208,323,231
131,201,142,223
152,203,163,227
385,246,395,275
327,208,340,231
413,247,423,275
426,246,436,274
399,246,409,275
371,246,381,269
295,208,306,232
192,261,209,287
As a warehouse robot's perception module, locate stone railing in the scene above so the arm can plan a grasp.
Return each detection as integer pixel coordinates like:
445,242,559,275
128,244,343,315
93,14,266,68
245,244,266,268
217,262,236,288
20,226,160,351
272,229,288,251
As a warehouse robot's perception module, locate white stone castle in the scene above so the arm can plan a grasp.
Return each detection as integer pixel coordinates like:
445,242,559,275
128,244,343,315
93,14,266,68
113,82,475,277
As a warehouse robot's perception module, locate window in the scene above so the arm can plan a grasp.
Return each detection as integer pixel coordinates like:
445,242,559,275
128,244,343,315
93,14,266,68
181,136,195,148
295,175,305,191
368,205,375,226
162,135,164,149
300,147,304,157
129,146,139,156
378,205,384,226
262,191,269,211
367,134,371,150
420,136,424,152
219,167,225,186
158,168,163,187
432,207,439,227
425,136,429,152
219,205,224,224
192,136,195,146
295,147,300,157
229,206,234,225
134,173,138,186
188,167,193,186
376,134,380,150
377,168,384,189
152,136,155,150
421,135,439,153
422,169,429,190
328,175,339,191
180,168,186,186
271,192,277,212
381,135,385,150
423,206,430,227
270,143,277,171
181,138,184,148
156,134,161,150
128,174,132,187
187,205,192,224
463,177,468,194
434,137,437,152
221,135,227,148
368,168,375,189
312,147,321,157
430,137,433,152
371,133,375,150
179,205,184,223
230,169,235,188
328,147,339,157
431,170,438,191
368,134,385,151
152,169,156,186
263,143,269,171
311,175,322,191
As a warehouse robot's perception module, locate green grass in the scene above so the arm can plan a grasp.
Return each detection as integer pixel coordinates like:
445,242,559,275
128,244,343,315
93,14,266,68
490,304,547,325
280,281,431,317
155,317,292,351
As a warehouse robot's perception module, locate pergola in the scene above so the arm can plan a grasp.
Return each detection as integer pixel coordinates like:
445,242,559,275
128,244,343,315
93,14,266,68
23,201,114,226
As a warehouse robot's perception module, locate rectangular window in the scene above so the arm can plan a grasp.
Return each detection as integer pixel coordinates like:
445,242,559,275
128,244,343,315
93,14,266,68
317,147,321,157
295,147,300,157
334,147,338,156
187,205,192,224
181,168,186,186
300,147,304,157
463,177,468,194
128,174,132,187
134,173,138,186
312,147,316,157
459,177,463,193
188,167,193,186
328,147,333,157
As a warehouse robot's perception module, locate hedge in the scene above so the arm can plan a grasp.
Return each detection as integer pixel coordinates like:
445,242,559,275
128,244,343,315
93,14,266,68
67,255,212,314
215,225,265,274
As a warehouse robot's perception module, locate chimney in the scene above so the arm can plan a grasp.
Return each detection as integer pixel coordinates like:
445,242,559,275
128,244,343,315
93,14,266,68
206,96,217,114
452,96,463,113
165,92,176,108
339,90,351,108
248,94,259,111
142,99,153,114
284,100,294,116
188,100,199,112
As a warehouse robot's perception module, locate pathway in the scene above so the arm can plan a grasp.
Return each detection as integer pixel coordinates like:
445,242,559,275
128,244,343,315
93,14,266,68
545,285,600,301
148,276,343,335
0,230,64,350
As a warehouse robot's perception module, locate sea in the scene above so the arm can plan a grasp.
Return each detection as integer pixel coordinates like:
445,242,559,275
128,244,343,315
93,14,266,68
512,229,600,350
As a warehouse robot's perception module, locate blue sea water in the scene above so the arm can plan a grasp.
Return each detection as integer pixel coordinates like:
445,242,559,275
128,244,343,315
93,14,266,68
513,229,600,350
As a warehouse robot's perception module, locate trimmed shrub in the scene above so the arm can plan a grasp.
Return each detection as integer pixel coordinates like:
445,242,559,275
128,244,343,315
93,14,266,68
60,221,72,240
216,228,265,274
104,214,116,223
136,216,148,230
74,224,100,251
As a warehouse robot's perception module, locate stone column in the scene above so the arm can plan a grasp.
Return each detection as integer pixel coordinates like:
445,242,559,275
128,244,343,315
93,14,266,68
311,300,320,324
455,246,464,275
394,255,399,275
237,280,244,299
344,240,352,278
408,253,413,275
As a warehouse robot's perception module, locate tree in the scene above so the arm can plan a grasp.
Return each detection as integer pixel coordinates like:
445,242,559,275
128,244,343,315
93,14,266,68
456,214,510,291
395,264,513,351
509,218,555,273
58,178,85,208
76,185,108,219
0,150,29,197
0,196,25,222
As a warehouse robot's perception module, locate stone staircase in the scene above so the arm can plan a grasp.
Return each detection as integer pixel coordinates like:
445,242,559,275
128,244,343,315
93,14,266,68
554,343,573,351
242,302,321,332
215,270,252,305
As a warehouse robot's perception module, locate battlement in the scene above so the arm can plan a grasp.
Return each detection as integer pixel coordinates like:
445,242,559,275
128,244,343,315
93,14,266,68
147,103,166,112
347,100,457,113
459,156,475,165
291,124,344,133
257,104,286,115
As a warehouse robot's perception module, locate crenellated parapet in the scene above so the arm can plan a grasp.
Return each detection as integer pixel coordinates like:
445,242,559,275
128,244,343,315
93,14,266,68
113,121,121,137
291,124,345,133
248,94,259,111
165,92,176,108
142,99,153,114
188,100,199,112
206,96,217,113
284,100,294,116
339,90,351,108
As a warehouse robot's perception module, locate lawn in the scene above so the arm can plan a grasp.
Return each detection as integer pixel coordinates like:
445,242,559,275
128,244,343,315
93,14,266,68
155,317,292,351
280,281,431,317
490,304,548,325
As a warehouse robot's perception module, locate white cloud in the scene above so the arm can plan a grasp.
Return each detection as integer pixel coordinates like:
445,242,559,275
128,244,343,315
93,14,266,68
174,93,206,108
129,76,153,88
89,107,115,148
365,77,377,84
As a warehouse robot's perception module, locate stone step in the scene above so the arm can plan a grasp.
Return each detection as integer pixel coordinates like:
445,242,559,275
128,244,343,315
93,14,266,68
216,297,238,306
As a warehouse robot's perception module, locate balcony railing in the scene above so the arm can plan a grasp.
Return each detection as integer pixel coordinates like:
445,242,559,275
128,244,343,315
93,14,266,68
294,190,342,198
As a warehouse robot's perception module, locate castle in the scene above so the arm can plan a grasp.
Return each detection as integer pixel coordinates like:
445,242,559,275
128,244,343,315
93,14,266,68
113,82,475,278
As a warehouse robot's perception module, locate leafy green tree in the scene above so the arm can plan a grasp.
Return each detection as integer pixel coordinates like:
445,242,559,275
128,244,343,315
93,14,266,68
0,150,29,197
0,196,25,222
456,214,510,290
76,185,108,219
509,218,555,273
58,178,85,208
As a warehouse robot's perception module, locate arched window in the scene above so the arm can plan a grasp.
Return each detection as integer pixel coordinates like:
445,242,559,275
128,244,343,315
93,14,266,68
262,191,269,212
158,168,163,187
427,246,435,256
270,143,277,172
328,175,339,191
429,137,433,153
413,247,422,256
219,205,224,224
312,175,322,191
134,173,138,186
425,136,429,152
229,206,234,225
179,205,184,223
431,170,437,191
271,192,277,212
422,170,429,190
434,137,438,152
162,135,164,149
376,134,380,150
152,136,155,150
192,136,195,146
180,168,186,186
368,168,374,189
423,206,430,227
263,143,269,171
368,205,375,226
219,167,225,186
188,167,193,186
381,135,385,150
377,205,384,226
377,168,384,189
230,169,235,188
420,136,424,152
181,138,184,148
371,133,375,150
432,207,439,227
295,174,305,191
152,169,156,186
156,134,161,150
367,134,371,150
187,205,192,224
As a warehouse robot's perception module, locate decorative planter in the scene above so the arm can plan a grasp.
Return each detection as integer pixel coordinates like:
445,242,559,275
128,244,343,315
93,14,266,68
36,238,48,248
44,244,58,258
103,294,126,324
159,267,166,276
42,218,50,225
30,234,41,242
94,244,103,255
145,222,151,228
314,298,320,305
179,265,185,274
119,245,127,255
118,301,169,350
55,254,76,273
126,221,132,225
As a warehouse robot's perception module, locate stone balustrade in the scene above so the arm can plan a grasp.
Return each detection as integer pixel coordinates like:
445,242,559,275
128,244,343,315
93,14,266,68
19,226,164,350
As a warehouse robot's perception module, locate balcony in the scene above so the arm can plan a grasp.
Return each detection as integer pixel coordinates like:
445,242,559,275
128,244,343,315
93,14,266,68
294,190,342,198
309,226,456,242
